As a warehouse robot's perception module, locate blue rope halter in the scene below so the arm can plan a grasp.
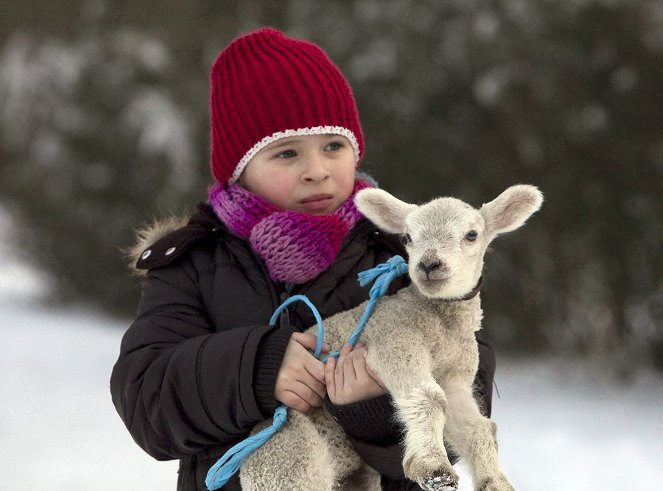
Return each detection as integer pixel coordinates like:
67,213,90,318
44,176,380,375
205,255,408,490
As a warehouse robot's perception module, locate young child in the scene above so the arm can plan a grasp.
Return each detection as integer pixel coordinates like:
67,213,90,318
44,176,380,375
111,27,495,491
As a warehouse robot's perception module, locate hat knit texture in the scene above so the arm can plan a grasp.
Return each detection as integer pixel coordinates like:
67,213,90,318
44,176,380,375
208,177,374,284
209,27,364,184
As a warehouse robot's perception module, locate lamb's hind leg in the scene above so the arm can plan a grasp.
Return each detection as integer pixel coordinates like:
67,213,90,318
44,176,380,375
444,385,514,491
240,410,338,491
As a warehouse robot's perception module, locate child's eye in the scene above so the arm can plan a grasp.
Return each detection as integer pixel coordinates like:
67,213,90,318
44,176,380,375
275,149,297,159
325,141,344,151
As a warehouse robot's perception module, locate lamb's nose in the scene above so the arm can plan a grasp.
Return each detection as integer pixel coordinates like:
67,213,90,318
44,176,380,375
418,260,441,275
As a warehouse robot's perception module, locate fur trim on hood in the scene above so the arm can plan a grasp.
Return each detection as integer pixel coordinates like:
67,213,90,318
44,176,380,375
127,214,188,276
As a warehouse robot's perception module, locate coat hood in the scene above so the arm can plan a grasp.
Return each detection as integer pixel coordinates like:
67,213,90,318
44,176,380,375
127,214,189,276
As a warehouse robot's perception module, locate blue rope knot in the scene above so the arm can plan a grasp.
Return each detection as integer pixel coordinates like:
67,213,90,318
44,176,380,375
326,255,408,358
205,255,408,490
358,254,409,292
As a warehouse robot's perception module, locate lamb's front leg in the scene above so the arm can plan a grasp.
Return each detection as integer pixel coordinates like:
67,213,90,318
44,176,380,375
443,384,514,491
366,343,459,491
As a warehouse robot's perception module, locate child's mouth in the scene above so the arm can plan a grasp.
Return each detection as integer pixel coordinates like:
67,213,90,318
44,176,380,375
300,194,334,212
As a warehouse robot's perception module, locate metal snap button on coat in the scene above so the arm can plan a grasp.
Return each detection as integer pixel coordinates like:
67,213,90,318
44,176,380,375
165,247,176,256
141,249,152,260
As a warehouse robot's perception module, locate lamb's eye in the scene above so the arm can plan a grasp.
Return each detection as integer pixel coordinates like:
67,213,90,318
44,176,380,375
465,230,478,242
400,233,412,246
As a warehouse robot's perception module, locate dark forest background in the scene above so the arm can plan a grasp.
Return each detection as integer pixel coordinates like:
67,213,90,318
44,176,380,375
1,0,662,376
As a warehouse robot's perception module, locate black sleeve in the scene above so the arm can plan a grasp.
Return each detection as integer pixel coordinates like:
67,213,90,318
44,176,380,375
253,326,296,416
110,262,283,461
324,395,407,479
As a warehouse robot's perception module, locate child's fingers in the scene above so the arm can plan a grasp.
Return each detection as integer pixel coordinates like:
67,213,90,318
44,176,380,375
351,345,367,375
279,390,313,413
294,380,322,406
291,332,320,351
291,333,330,356
335,344,352,388
362,357,386,389
302,367,327,399
351,344,382,384
280,380,324,410
303,354,327,385
340,343,353,354
343,349,358,381
325,357,336,398
277,340,327,402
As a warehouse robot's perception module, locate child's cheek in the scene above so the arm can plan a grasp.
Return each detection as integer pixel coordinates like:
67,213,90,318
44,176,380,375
262,178,296,210
339,174,356,200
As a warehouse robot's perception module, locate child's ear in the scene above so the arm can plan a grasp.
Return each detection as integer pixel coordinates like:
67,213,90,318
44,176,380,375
355,189,417,234
480,184,543,240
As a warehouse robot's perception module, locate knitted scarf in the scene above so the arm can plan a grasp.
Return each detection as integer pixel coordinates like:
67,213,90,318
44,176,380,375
208,177,374,284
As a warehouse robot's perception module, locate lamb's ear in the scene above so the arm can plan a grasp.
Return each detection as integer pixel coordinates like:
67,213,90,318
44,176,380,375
480,185,543,238
355,189,417,234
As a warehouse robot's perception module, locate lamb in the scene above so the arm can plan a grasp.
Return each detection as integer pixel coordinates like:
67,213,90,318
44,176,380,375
239,184,543,491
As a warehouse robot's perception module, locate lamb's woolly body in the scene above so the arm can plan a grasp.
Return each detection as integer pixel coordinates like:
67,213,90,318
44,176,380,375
240,185,543,491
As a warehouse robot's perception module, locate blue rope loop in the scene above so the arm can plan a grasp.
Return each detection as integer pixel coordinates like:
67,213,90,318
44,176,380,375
269,294,325,358
205,255,408,490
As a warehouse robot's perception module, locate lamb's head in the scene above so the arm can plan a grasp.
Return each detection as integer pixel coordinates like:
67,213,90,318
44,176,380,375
355,185,543,299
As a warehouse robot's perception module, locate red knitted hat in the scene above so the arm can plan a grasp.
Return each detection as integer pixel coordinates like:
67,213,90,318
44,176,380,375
209,27,364,184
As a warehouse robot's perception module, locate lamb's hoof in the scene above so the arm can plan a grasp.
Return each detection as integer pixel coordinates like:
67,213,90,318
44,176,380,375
477,477,515,491
403,452,458,491
422,472,458,491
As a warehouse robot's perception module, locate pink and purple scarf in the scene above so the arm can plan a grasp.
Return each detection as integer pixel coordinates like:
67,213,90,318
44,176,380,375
208,178,374,284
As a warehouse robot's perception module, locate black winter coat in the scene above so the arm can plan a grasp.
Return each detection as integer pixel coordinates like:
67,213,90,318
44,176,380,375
110,203,496,491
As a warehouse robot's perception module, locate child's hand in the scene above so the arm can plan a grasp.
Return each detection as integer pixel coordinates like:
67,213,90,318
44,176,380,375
325,343,386,405
275,332,329,413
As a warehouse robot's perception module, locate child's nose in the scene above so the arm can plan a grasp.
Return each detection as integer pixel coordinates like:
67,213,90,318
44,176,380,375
302,154,330,182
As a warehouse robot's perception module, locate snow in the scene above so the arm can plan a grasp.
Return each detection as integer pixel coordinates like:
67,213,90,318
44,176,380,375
1,253,662,490
0,299,178,490
479,361,663,490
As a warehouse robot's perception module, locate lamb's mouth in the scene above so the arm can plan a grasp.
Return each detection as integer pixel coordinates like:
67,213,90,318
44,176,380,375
416,278,448,291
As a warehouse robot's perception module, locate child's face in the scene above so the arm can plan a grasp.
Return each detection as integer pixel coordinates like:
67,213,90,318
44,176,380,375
239,134,357,214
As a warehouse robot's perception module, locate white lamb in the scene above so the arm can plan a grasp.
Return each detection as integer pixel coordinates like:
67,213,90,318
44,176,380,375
240,184,543,491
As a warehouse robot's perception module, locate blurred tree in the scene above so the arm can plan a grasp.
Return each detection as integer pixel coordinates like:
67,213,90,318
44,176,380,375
0,16,206,312
1,0,662,374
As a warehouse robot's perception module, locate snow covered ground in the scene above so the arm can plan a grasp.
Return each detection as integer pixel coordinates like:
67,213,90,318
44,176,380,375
1,253,662,490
